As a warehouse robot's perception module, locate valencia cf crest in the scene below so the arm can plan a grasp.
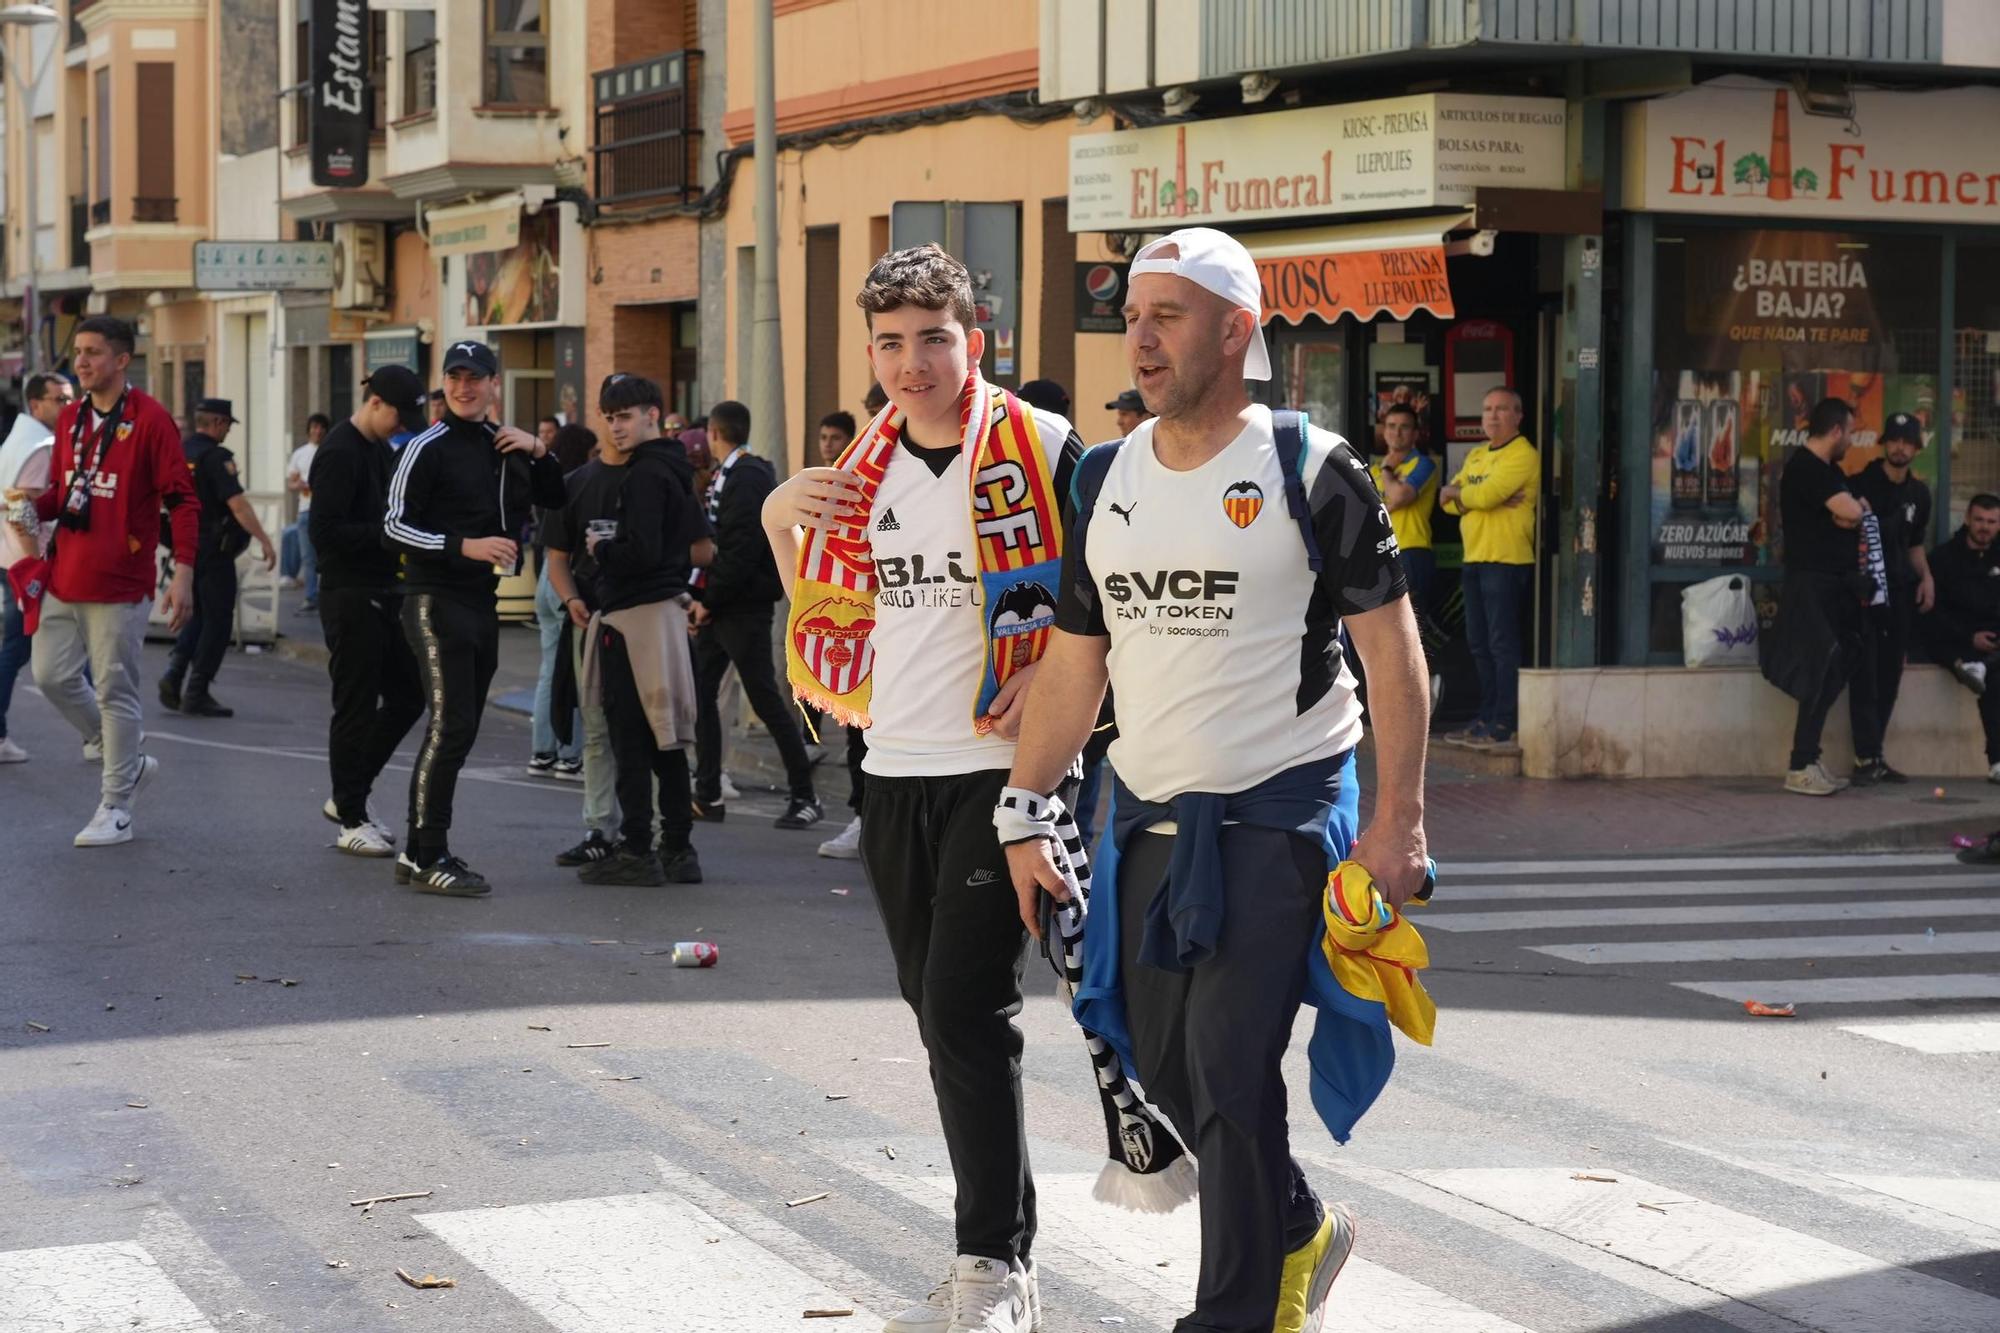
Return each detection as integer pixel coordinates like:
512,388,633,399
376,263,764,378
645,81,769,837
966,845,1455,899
792,595,875,696
1222,480,1264,528
989,579,1057,643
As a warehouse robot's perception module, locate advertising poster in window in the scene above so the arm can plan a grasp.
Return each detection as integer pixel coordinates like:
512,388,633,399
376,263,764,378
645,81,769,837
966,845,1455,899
464,210,562,327
1651,228,1939,567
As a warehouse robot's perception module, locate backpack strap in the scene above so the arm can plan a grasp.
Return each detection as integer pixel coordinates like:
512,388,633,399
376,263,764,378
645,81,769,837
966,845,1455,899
1272,409,1324,573
1069,437,1126,516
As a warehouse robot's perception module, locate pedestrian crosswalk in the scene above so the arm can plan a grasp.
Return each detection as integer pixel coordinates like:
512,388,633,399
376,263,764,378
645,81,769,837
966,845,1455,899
1428,850,2000,1042
9,1136,2000,1332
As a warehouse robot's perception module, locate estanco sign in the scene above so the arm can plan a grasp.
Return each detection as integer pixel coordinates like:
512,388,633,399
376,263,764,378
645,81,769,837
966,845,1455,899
1626,81,2000,223
1067,95,1567,232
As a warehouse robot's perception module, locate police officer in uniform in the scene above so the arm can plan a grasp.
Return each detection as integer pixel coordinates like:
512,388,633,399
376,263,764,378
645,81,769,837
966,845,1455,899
160,398,276,718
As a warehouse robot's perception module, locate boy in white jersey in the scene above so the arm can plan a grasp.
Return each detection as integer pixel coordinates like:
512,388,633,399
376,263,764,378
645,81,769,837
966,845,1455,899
1002,228,1433,1333
763,245,1079,1333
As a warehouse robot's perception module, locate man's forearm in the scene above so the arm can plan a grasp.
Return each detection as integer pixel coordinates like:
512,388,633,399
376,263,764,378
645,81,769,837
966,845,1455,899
545,549,580,606
1007,631,1109,796
1350,602,1428,824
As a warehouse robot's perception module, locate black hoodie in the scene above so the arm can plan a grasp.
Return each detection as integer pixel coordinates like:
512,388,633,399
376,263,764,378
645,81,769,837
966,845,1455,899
383,411,567,602
588,438,702,613
1925,525,2000,659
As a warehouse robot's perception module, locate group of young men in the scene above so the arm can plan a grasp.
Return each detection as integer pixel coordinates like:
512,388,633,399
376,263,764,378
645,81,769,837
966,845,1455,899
4,230,1433,1331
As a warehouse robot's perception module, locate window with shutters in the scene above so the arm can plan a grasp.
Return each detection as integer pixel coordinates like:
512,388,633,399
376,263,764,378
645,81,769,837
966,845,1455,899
804,226,842,462
91,68,109,226
133,63,175,223
402,10,437,119
288,18,308,149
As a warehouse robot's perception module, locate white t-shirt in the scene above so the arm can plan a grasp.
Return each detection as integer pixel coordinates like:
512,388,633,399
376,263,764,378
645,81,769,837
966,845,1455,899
861,407,1074,779
1055,407,1406,803
288,442,319,512
0,410,54,568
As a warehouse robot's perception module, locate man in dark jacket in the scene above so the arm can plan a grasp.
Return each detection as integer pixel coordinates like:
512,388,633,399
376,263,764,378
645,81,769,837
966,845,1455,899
1924,494,2000,783
383,341,568,894
689,399,821,828
160,398,277,718
310,365,430,857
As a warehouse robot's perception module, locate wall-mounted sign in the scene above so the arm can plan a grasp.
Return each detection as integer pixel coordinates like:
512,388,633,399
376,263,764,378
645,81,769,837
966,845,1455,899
1074,262,1128,333
364,328,423,374
308,0,371,188
428,199,522,259
1068,94,1567,232
195,240,336,291
1625,80,2000,224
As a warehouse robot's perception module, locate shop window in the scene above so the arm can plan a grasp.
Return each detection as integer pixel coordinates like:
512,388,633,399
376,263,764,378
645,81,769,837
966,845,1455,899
402,11,436,119
1643,225,1940,655
484,0,548,108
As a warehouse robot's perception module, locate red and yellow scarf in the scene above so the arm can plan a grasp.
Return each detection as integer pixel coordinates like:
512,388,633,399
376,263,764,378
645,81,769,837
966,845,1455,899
786,370,1062,731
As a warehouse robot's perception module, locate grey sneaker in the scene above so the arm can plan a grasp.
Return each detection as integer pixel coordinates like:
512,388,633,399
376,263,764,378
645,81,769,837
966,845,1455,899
1784,763,1841,796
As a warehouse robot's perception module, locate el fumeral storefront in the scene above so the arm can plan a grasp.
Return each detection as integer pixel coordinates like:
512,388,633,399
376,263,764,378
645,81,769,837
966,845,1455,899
1068,73,2000,684
1067,90,1580,711
1618,77,2000,664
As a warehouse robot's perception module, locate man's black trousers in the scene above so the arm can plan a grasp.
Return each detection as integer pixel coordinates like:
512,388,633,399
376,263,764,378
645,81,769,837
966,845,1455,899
171,551,238,685
401,591,498,864
599,623,694,855
1848,594,1915,764
1118,826,1328,1333
320,587,424,827
860,767,1035,1265
692,608,816,801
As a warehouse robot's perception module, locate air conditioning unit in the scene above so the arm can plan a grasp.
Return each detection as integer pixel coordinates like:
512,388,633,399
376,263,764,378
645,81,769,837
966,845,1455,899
331,222,387,311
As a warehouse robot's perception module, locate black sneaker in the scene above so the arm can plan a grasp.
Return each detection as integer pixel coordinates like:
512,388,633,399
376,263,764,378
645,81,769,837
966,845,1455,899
158,676,183,712
775,797,823,830
579,846,666,886
663,846,703,884
1850,760,1882,787
528,752,557,774
411,854,491,897
181,690,234,718
1875,761,1909,784
1959,835,2000,866
691,796,727,823
555,830,616,866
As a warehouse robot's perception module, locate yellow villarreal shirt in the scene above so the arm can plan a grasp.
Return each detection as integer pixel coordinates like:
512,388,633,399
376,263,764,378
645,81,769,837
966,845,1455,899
1442,434,1540,565
1370,453,1439,554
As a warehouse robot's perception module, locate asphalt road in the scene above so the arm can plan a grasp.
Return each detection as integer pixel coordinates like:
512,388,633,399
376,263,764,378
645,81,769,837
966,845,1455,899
3,638,1999,1332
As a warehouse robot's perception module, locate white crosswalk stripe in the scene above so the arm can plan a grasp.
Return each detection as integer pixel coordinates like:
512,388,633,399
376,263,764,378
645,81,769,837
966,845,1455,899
1424,850,2000,1028
0,1240,218,1332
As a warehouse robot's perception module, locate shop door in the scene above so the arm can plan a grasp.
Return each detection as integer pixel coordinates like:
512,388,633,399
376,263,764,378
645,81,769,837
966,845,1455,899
1260,324,1347,434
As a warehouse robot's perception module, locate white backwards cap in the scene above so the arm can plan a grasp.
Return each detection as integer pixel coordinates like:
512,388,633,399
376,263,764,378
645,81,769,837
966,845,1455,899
1129,227,1271,381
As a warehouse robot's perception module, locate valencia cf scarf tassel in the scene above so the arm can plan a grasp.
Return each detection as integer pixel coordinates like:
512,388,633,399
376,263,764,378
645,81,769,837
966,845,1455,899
1040,789,1198,1213
785,369,1063,731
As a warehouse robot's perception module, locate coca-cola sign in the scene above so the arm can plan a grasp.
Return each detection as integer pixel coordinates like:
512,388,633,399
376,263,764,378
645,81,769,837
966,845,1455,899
309,0,370,188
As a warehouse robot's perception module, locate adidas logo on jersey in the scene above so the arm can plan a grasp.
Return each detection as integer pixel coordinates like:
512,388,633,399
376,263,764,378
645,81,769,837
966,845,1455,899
876,508,901,532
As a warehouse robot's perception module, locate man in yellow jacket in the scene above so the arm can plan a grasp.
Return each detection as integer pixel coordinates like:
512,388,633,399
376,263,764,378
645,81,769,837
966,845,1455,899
1440,387,1539,746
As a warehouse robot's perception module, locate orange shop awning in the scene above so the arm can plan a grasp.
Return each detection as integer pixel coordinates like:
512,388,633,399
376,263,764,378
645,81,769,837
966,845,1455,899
1245,213,1473,326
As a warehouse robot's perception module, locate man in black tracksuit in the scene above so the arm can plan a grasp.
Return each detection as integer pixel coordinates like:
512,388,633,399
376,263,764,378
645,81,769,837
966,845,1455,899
310,365,430,858
160,397,277,718
383,341,567,895
690,399,821,829
550,372,705,887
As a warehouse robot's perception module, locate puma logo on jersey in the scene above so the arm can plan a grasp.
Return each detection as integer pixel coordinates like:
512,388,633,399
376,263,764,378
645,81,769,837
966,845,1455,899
1107,500,1137,525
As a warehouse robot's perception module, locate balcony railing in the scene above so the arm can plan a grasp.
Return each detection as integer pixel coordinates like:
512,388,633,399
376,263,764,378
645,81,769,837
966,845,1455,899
592,51,702,207
69,196,88,264
89,198,109,227
133,196,178,224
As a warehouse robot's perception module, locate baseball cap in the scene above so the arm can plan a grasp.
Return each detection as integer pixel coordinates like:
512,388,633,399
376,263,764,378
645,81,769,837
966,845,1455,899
1882,412,1924,446
362,364,429,434
440,340,499,377
1129,228,1271,381
195,397,238,422
1105,389,1145,413
1017,379,1071,416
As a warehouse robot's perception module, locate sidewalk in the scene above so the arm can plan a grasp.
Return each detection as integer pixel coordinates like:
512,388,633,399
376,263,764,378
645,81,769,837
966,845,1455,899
265,586,2000,862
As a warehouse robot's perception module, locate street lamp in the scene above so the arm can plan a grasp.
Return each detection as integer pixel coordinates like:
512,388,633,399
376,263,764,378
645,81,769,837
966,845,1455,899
0,3,60,376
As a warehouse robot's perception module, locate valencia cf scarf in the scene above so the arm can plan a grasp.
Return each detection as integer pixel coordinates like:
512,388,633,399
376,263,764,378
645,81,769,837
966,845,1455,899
785,369,1062,729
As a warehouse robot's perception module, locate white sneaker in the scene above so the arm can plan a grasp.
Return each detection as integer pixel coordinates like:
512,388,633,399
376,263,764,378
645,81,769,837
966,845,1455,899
74,803,133,847
82,736,102,762
818,815,863,859
323,797,396,843
335,822,396,858
1988,762,2000,785
883,1275,952,1333
944,1254,1029,1333
129,754,159,803
1784,762,1841,796
720,774,742,801
0,737,27,763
